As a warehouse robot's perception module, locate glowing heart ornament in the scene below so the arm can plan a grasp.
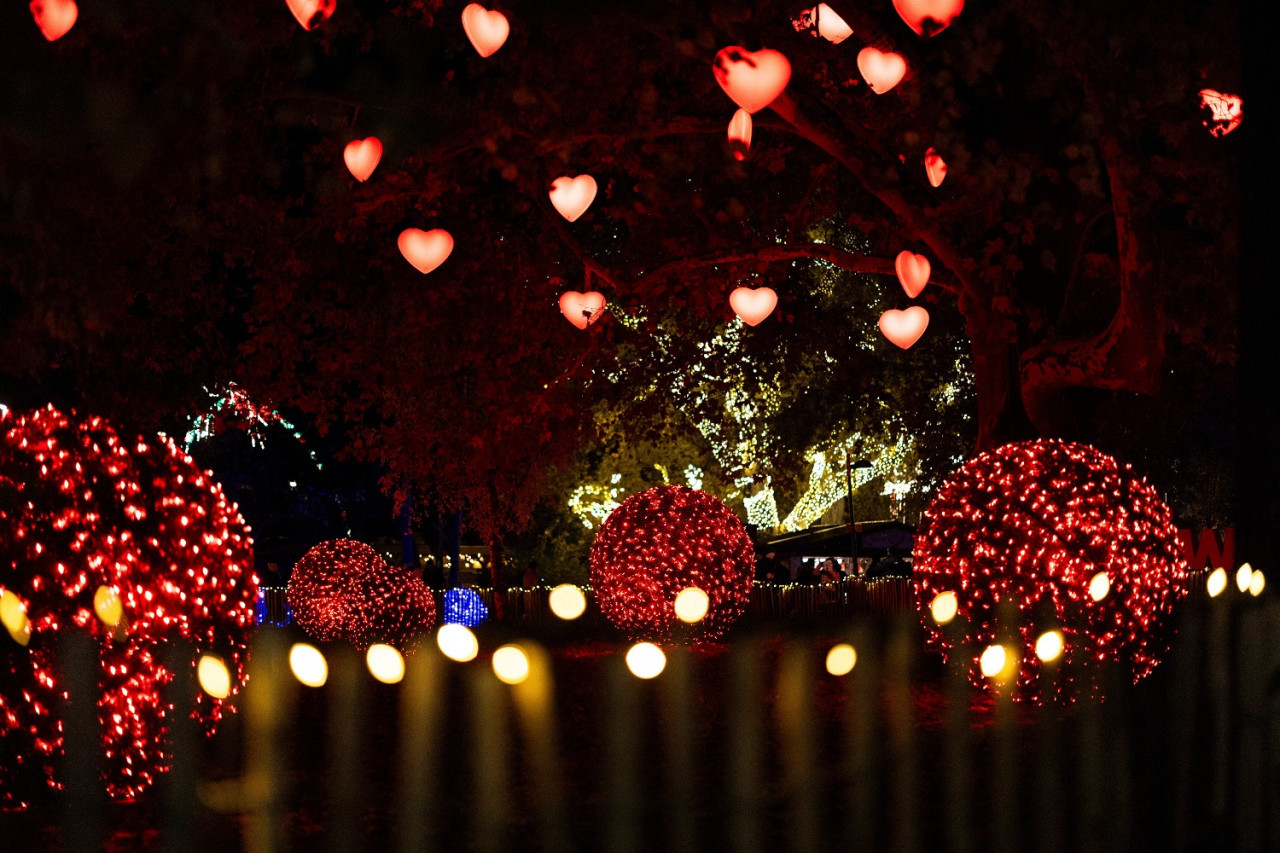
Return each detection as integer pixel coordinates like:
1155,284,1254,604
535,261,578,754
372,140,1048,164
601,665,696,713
713,47,792,114
858,48,907,94
461,4,509,58
925,147,947,187
285,0,335,31
894,251,931,298
549,175,597,222
559,291,607,329
1199,89,1243,137
729,287,778,326
892,0,964,36
398,228,453,275
728,109,753,161
879,306,930,349
29,0,78,41
343,137,382,182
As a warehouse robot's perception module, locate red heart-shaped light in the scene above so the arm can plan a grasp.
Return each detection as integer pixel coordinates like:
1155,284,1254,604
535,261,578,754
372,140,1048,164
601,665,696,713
1198,89,1243,138
878,306,930,349
559,291,606,329
398,228,453,275
814,3,854,44
924,147,947,187
343,137,382,182
461,4,509,58
729,286,778,327
713,47,792,115
727,110,753,161
284,0,335,31
894,251,931,298
857,47,907,95
29,0,77,41
549,175,598,222
892,0,964,36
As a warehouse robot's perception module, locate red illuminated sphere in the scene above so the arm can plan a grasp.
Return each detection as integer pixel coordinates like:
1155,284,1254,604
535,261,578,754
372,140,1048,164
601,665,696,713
589,486,755,641
913,439,1191,701
0,405,257,806
287,539,435,649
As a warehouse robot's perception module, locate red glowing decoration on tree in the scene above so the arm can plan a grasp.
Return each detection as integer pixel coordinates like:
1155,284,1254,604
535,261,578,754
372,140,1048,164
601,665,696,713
284,0,335,31
729,286,777,326
857,47,908,94
286,539,435,650
589,486,754,642
892,0,964,37
558,290,606,329
549,175,598,222
343,137,382,182
727,109,753,161
924,147,947,187
894,251,931,298
713,47,792,115
913,439,1191,702
29,0,77,41
1198,89,1243,137
398,228,454,275
461,3,510,58
0,405,257,806
793,4,854,44
878,306,929,349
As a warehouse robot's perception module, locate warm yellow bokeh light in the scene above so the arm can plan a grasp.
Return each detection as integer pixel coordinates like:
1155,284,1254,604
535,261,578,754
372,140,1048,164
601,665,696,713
366,643,405,684
1035,629,1064,663
625,642,666,679
673,587,710,623
492,644,530,685
825,643,857,676
289,642,329,687
549,584,587,621
1236,563,1253,593
1,588,31,647
197,654,232,699
1088,572,1110,602
93,585,124,627
1249,569,1266,597
437,624,479,663
1207,567,1227,597
979,644,1009,679
930,591,958,625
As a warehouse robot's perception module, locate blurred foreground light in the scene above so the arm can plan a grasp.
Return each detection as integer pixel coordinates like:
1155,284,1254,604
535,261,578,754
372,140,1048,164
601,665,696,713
366,643,405,684
1035,629,1064,663
825,643,857,676
1236,563,1253,593
549,584,587,620
93,585,124,627
1,588,32,647
1207,567,1227,598
492,644,530,685
930,591,958,625
673,587,710,623
1088,572,1110,602
197,655,231,699
1249,569,1266,597
290,642,329,687
626,642,666,679
980,644,1009,679
437,623,479,662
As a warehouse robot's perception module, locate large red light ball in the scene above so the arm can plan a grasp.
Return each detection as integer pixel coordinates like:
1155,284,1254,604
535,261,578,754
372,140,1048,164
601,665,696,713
0,405,257,806
913,439,1191,701
589,486,755,642
287,539,435,650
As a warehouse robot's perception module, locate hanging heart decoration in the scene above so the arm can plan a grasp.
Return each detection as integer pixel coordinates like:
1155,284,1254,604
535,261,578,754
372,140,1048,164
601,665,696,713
727,110,753,161
924,147,947,187
29,0,78,41
343,137,382,182
894,251,931,298
549,175,598,222
398,228,454,275
713,47,792,114
812,3,854,43
878,306,930,349
729,287,778,326
559,291,607,329
857,47,907,94
892,0,964,37
1198,89,1243,137
461,3,509,58
284,0,336,31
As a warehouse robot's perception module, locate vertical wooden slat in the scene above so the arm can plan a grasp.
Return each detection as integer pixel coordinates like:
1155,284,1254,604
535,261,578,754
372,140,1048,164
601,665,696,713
469,665,509,853
887,621,919,853
1076,687,1105,853
327,645,364,853
844,627,878,850
162,641,198,853
394,645,444,853
776,642,818,853
1033,663,1063,853
660,645,697,853
944,642,973,853
509,642,572,853
604,657,641,853
992,680,1018,853
1235,598,1269,853
60,631,102,853
243,629,290,853
1169,605,1202,853
728,640,763,853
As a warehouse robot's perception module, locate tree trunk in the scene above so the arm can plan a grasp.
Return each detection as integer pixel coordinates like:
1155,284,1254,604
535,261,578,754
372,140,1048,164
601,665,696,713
488,538,507,622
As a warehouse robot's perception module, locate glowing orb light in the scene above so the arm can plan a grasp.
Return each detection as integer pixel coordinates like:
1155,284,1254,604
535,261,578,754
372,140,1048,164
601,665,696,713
492,644,530,685
443,587,489,628
343,137,382,182
727,109,753,161
626,642,667,679
857,47,907,94
929,590,958,625
1206,567,1227,597
894,251,931,298
1249,570,1266,597
290,643,329,687
549,584,587,620
979,644,1011,680
0,405,257,805
913,439,1191,702
197,655,232,700
729,286,778,327
29,0,78,41
437,624,479,662
398,228,454,275
286,539,435,650
558,291,606,330
878,306,930,349
713,46,792,114
673,587,710,623
284,0,335,31
366,644,405,684
892,0,964,36
589,486,754,642
1235,563,1253,593
825,643,857,676
1035,630,1064,663
461,3,509,58
549,175,598,222
925,147,948,187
